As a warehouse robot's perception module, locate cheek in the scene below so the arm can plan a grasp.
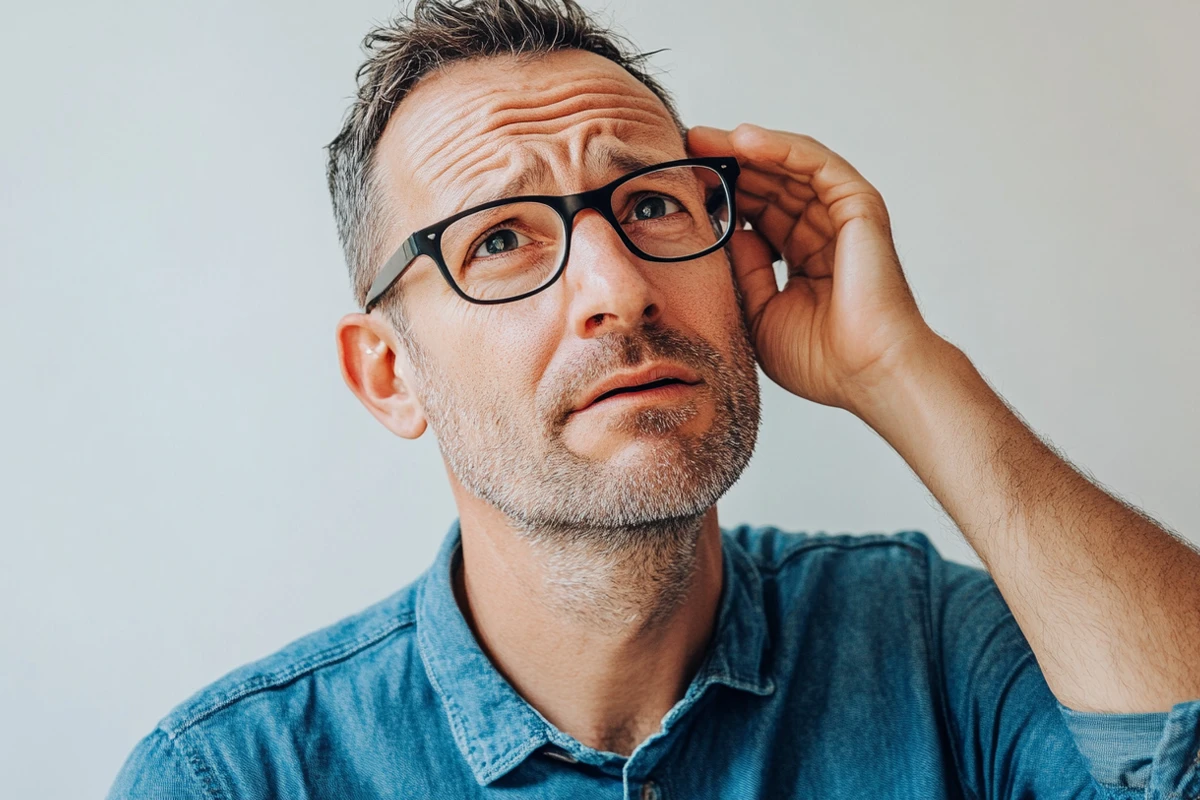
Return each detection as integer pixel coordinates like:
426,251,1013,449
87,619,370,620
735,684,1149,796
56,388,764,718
656,256,742,333
444,302,559,409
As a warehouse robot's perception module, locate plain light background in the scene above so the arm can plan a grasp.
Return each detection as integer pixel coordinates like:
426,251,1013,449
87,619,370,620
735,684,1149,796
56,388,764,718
1,0,1197,796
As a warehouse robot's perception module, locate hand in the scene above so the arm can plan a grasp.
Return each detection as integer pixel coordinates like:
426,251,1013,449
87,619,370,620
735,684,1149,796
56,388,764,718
688,123,940,415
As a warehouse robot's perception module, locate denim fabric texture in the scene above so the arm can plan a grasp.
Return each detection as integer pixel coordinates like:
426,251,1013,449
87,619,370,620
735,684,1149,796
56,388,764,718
108,521,1200,799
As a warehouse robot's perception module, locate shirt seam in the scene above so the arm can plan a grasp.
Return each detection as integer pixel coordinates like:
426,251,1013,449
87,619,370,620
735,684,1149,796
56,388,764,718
168,729,228,800
754,532,931,575
754,531,983,798
161,612,417,739
925,556,983,800
416,586,546,784
756,531,983,800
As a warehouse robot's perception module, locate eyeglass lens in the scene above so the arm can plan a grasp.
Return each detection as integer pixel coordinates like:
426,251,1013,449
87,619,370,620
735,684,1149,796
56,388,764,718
437,165,732,302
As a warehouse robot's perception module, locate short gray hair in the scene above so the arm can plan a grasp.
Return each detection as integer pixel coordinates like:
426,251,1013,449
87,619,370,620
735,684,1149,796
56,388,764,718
325,0,685,318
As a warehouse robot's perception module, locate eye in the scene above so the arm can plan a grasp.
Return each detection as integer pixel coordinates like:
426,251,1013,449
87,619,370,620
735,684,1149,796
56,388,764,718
628,195,683,222
473,228,531,258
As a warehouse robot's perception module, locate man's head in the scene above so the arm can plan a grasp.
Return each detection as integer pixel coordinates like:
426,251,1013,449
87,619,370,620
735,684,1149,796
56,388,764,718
330,0,761,537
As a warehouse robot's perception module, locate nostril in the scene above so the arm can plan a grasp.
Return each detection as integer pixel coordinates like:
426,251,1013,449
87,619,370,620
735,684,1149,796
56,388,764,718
643,303,659,319
590,312,606,327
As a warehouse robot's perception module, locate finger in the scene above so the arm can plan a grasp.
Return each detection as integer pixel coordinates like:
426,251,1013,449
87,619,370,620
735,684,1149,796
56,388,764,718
728,124,889,232
784,201,836,280
693,126,813,192
729,123,858,186
735,193,799,266
699,123,889,285
735,167,816,218
686,125,735,157
735,189,835,279
726,227,780,336
694,125,846,266
692,127,817,197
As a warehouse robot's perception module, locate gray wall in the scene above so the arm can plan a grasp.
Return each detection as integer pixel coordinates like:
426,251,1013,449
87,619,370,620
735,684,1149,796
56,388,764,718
1,1,1196,797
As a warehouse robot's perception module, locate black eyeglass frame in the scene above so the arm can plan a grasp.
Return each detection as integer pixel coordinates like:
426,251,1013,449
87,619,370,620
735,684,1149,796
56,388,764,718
363,155,741,311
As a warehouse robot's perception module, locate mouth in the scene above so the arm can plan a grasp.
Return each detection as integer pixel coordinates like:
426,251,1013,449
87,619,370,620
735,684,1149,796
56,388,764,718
575,366,703,413
592,377,692,403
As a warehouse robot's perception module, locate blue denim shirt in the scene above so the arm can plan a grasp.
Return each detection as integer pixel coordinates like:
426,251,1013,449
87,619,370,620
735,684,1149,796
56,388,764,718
109,522,1200,799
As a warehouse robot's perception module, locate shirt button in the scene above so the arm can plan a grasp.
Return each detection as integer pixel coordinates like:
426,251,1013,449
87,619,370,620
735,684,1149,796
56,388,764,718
641,781,659,800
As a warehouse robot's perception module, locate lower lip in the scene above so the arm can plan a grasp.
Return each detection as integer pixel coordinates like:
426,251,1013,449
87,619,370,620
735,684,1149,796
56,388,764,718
579,382,699,413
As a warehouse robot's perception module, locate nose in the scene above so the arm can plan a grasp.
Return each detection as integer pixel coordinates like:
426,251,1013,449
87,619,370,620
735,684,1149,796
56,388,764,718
563,209,663,339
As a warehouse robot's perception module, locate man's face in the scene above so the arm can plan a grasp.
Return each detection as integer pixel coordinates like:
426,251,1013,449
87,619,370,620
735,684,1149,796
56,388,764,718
373,49,760,532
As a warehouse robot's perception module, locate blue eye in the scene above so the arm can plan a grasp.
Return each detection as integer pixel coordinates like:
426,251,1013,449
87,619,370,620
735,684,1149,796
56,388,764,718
474,229,531,257
631,195,682,221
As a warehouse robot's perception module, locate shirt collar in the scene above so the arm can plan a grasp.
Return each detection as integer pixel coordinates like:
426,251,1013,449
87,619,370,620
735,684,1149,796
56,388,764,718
416,519,775,786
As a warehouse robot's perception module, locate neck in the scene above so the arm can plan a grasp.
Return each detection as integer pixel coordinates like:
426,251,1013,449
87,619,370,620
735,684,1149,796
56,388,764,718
449,488,725,757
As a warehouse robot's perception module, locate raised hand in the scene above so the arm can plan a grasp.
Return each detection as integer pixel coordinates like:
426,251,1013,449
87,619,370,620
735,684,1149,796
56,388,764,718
688,123,940,414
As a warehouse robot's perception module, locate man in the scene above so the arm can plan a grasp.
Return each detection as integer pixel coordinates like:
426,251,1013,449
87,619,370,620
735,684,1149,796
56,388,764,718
108,0,1200,797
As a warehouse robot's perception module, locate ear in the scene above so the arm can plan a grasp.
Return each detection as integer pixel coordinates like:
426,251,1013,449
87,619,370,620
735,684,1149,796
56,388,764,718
336,312,427,439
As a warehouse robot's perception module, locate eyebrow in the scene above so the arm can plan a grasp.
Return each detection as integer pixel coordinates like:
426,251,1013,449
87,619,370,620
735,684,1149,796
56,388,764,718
471,144,658,207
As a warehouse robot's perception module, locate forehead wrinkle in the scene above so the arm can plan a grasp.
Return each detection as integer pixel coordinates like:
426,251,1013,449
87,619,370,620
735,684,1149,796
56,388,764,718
470,141,658,207
470,71,667,122
478,104,670,154
588,143,657,177
478,86,669,133
380,55,683,233
411,113,676,220
396,69,668,184
415,99,669,192
405,66,673,180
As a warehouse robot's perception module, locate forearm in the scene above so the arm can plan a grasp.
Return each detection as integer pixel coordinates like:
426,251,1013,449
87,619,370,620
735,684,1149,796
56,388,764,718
853,335,1200,712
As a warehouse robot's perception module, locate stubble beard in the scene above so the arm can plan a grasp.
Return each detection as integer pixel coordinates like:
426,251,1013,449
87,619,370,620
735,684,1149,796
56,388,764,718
404,310,761,628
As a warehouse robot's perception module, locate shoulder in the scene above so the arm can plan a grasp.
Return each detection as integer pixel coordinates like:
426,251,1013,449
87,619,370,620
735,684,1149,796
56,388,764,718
723,524,1010,706
723,523,994,619
724,523,952,575
157,578,422,740
109,581,428,798
107,728,207,799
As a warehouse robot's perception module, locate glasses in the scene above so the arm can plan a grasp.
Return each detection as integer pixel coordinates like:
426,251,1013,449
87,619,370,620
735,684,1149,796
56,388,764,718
363,156,741,311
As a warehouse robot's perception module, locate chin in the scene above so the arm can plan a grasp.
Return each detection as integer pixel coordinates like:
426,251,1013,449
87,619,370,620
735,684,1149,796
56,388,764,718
592,431,718,488
565,400,713,457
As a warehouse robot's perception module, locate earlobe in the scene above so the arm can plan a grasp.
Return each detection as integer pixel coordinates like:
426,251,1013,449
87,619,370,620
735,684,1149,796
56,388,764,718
336,313,428,440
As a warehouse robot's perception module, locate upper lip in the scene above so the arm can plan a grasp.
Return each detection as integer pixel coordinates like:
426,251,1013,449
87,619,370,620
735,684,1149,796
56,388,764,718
574,363,702,412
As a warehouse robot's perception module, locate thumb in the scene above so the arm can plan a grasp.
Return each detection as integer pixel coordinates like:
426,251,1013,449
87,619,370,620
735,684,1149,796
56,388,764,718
727,226,779,336
834,215,914,313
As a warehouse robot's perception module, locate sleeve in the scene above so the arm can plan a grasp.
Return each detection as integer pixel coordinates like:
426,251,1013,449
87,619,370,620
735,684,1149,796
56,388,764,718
926,543,1200,800
106,728,212,800
1058,699,1200,799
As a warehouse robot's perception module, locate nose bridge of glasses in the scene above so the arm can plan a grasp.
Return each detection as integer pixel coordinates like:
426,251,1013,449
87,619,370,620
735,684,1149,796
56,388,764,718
561,185,614,226
558,185,635,264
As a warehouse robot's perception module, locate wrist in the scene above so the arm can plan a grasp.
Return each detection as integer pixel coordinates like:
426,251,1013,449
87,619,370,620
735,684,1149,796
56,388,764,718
846,331,981,441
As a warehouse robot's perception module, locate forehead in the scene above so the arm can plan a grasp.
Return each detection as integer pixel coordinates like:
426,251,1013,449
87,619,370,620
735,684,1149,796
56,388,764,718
373,49,686,233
